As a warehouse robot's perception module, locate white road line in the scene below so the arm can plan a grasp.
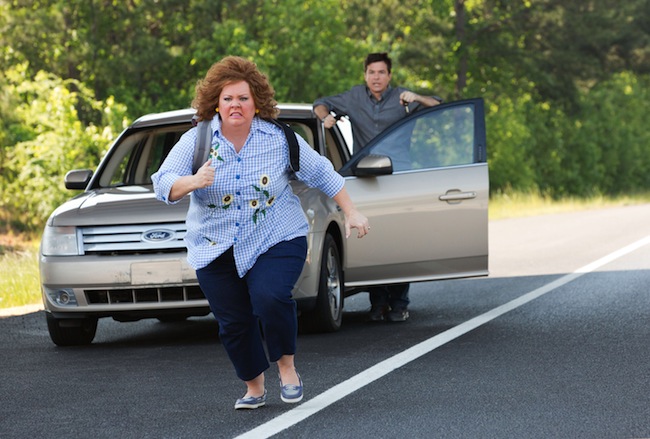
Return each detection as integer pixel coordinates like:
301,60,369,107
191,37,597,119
235,234,650,439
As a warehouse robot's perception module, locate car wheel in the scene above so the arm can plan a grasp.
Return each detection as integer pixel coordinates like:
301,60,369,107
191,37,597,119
46,313,98,346
303,233,344,333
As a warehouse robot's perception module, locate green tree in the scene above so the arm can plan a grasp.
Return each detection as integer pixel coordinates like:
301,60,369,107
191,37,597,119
484,96,537,194
0,64,128,232
0,0,365,115
2,0,650,207
188,0,362,102
578,73,650,194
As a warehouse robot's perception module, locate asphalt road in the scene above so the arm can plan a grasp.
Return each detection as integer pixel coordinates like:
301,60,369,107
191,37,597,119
2,204,649,439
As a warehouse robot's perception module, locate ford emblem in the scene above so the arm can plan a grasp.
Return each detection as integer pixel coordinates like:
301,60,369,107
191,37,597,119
142,229,175,243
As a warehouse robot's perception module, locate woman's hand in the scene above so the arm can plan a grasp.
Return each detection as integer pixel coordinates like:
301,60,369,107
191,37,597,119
169,159,215,202
345,208,370,239
332,187,370,239
194,159,215,189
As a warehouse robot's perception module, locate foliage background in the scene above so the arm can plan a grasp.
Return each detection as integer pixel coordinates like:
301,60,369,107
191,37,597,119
1,0,649,233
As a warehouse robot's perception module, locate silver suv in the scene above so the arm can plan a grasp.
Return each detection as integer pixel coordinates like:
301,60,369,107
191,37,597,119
40,100,489,345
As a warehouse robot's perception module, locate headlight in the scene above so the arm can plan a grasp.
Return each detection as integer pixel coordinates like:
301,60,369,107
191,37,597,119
41,226,81,256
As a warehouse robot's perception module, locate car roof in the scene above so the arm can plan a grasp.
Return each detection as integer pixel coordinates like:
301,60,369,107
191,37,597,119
130,103,314,129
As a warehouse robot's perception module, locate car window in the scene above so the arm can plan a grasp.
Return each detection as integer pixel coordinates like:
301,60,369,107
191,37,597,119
286,120,348,171
363,103,479,172
324,127,346,170
287,122,313,148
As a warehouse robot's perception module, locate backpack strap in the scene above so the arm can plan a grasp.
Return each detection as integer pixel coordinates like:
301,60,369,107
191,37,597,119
269,119,300,173
192,116,213,174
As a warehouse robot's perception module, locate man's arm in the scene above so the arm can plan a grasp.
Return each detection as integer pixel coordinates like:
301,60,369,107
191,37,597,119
314,88,358,129
314,103,340,128
399,91,442,108
313,104,330,121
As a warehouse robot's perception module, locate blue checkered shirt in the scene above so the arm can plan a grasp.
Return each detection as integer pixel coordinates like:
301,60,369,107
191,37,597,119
152,117,344,276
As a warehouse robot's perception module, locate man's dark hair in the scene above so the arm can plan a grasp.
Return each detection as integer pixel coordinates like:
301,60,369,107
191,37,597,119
364,52,392,73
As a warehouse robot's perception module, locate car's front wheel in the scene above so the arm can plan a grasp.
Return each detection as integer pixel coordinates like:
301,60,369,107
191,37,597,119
46,313,98,346
303,233,344,333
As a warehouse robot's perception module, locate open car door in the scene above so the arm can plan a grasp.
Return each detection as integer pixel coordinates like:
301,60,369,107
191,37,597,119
339,98,489,289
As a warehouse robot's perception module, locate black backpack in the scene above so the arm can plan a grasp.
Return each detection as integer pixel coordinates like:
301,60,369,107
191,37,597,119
191,116,300,174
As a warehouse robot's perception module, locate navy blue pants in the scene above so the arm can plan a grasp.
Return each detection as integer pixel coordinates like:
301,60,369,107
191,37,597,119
196,237,307,382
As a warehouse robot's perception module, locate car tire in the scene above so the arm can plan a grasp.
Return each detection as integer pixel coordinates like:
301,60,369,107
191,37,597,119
303,233,344,333
46,313,98,346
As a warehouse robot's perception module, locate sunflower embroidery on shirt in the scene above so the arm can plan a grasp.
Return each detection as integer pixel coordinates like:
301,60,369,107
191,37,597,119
209,141,224,162
203,194,233,244
221,194,233,209
252,174,270,196
206,194,234,211
251,174,275,224
250,199,264,224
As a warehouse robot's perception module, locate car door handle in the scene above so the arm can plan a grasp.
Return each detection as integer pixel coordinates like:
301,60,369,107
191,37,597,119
439,190,477,203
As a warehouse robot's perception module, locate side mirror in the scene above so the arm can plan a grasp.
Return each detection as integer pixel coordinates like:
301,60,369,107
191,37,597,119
64,169,93,190
354,154,393,177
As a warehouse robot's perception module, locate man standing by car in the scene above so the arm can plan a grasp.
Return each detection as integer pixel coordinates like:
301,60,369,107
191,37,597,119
313,52,442,322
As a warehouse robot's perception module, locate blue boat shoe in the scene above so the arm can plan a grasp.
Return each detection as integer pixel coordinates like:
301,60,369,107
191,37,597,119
234,389,267,410
279,372,303,403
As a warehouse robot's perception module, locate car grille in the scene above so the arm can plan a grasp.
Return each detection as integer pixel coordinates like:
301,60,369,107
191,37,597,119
80,222,187,255
85,285,205,304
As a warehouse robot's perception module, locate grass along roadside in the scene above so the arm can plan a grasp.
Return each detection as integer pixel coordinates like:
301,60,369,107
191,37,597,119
488,192,650,220
0,238,40,310
2,192,650,310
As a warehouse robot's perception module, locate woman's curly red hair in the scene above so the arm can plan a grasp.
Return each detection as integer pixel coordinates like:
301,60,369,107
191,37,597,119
192,56,279,121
